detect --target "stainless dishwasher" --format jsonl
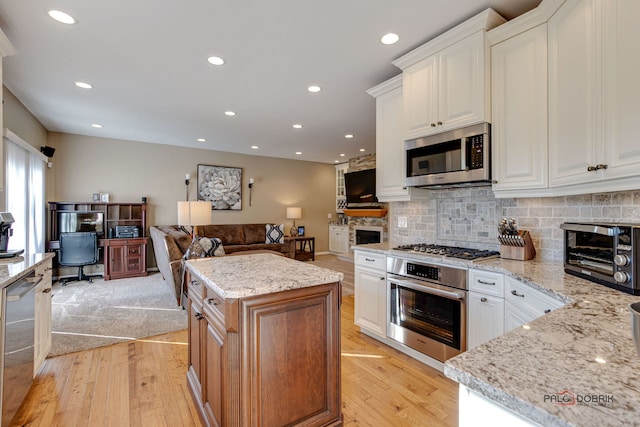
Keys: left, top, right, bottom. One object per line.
{"left": 1, "top": 271, "right": 40, "bottom": 427}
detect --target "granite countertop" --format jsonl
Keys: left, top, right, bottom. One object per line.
{"left": 353, "top": 243, "right": 640, "bottom": 427}
{"left": 0, "top": 252, "right": 55, "bottom": 289}
{"left": 185, "top": 253, "right": 344, "bottom": 299}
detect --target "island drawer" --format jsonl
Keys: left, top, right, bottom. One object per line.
{"left": 469, "top": 269, "right": 504, "bottom": 297}
{"left": 187, "top": 277, "right": 204, "bottom": 302}
{"left": 505, "top": 277, "right": 564, "bottom": 317}
{"left": 203, "top": 288, "right": 226, "bottom": 328}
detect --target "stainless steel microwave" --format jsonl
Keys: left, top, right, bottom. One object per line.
{"left": 404, "top": 122, "right": 491, "bottom": 188}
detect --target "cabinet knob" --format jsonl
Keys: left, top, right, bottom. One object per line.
{"left": 430, "top": 123, "right": 436, "bottom": 127}
{"left": 480, "top": 297, "right": 487, "bottom": 302}
{"left": 437, "top": 121, "right": 443, "bottom": 126}
{"left": 207, "top": 298, "right": 219, "bottom": 306}
{"left": 195, "top": 312, "right": 204, "bottom": 320}
{"left": 544, "top": 309, "right": 551, "bottom": 313}
{"left": 42, "top": 288, "right": 52, "bottom": 294}
{"left": 380, "top": 277, "right": 385, "bottom": 281}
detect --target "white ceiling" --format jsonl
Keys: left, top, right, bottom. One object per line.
{"left": 0, "top": 0, "right": 540, "bottom": 164}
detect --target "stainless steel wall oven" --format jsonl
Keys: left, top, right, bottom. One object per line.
{"left": 387, "top": 257, "right": 467, "bottom": 362}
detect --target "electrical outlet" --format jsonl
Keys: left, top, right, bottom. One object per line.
{"left": 327, "top": 213, "right": 332, "bottom": 219}
{"left": 398, "top": 216, "right": 408, "bottom": 228}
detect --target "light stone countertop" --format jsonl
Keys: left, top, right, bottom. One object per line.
{"left": 184, "top": 253, "right": 344, "bottom": 299}
{"left": 353, "top": 243, "right": 640, "bottom": 427}
{"left": 0, "top": 252, "right": 54, "bottom": 289}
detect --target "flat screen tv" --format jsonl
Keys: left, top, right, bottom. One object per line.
{"left": 58, "top": 212, "right": 104, "bottom": 237}
{"left": 344, "top": 169, "right": 378, "bottom": 205}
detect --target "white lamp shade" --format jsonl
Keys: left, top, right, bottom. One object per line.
{"left": 286, "top": 207, "right": 302, "bottom": 220}
{"left": 177, "top": 201, "right": 211, "bottom": 226}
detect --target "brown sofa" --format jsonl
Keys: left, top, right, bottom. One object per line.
{"left": 150, "top": 224, "right": 295, "bottom": 304}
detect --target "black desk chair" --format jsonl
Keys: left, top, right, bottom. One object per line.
{"left": 58, "top": 232, "right": 99, "bottom": 285}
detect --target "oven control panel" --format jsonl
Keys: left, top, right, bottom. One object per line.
{"left": 406, "top": 263, "right": 439, "bottom": 281}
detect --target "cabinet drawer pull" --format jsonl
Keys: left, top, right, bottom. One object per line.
{"left": 42, "top": 288, "right": 52, "bottom": 294}
{"left": 364, "top": 258, "right": 375, "bottom": 262}
{"left": 587, "top": 165, "right": 598, "bottom": 172}
{"left": 511, "top": 290, "right": 525, "bottom": 298}
{"left": 195, "top": 312, "right": 204, "bottom": 320}
{"left": 478, "top": 280, "right": 496, "bottom": 286}
{"left": 596, "top": 163, "right": 608, "bottom": 170}
{"left": 480, "top": 297, "right": 487, "bottom": 302}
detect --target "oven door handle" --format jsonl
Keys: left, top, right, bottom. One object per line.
{"left": 560, "top": 223, "right": 620, "bottom": 236}
{"left": 388, "top": 275, "right": 465, "bottom": 301}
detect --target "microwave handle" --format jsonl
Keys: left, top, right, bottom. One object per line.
{"left": 560, "top": 223, "right": 620, "bottom": 236}
{"left": 460, "top": 138, "right": 467, "bottom": 171}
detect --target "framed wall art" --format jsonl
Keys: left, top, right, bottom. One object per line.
{"left": 197, "top": 164, "right": 242, "bottom": 210}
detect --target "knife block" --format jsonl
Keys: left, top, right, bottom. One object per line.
{"left": 499, "top": 230, "right": 536, "bottom": 261}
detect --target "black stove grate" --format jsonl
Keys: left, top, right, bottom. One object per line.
{"left": 393, "top": 244, "right": 500, "bottom": 260}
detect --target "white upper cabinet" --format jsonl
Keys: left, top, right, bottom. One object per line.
{"left": 393, "top": 9, "right": 505, "bottom": 141}
{"left": 549, "top": 0, "right": 640, "bottom": 190}
{"left": 335, "top": 163, "right": 348, "bottom": 212}
{"left": 491, "top": 24, "right": 549, "bottom": 192}
{"left": 548, "top": 0, "right": 600, "bottom": 187}
{"left": 490, "top": 0, "right": 640, "bottom": 197}
{"left": 367, "top": 75, "right": 428, "bottom": 202}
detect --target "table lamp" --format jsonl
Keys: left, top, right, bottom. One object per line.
{"left": 177, "top": 201, "right": 212, "bottom": 258}
{"left": 286, "top": 207, "right": 302, "bottom": 237}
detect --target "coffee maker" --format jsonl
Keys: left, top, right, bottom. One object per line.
{"left": 0, "top": 212, "right": 24, "bottom": 257}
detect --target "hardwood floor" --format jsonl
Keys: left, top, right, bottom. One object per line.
{"left": 13, "top": 256, "right": 458, "bottom": 427}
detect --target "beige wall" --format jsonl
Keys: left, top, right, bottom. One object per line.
{"left": 47, "top": 132, "right": 336, "bottom": 254}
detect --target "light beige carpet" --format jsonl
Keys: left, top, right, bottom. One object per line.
{"left": 49, "top": 272, "right": 187, "bottom": 357}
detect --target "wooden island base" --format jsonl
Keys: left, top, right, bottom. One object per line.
{"left": 185, "top": 258, "right": 342, "bottom": 427}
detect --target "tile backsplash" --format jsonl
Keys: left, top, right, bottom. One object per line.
{"left": 389, "top": 188, "right": 640, "bottom": 261}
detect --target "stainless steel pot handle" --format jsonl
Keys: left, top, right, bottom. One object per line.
{"left": 388, "top": 275, "right": 465, "bottom": 301}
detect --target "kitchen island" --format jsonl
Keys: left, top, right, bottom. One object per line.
{"left": 353, "top": 243, "right": 640, "bottom": 427}
{"left": 184, "top": 253, "right": 343, "bottom": 427}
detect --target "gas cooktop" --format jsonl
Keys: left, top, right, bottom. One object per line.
{"left": 392, "top": 244, "right": 500, "bottom": 261}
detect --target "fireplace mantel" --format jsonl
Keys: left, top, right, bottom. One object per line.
{"left": 343, "top": 209, "right": 387, "bottom": 218}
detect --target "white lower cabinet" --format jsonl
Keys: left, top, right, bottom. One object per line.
{"left": 459, "top": 385, "right": 537, "bottom": 427}
{"left": 468, "top": 270, "right": 564, "bottom": 347}
{"left": 353, "top": 251, "right": 387, "bottom": 338}
{"left": 34, "top": 259, "right": 53, "bottom": 376}
{"left": 504, "top": 276, "right": 564, "bottom": 332}
{"left": 468, "top": 269, "right": 504, "bottom": 349}
{"left": 328, "top": 225, "right": 349, "bottom": 254}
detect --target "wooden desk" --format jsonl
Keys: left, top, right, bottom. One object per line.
{"left": 290, "top": 236, "right": 315, "bottom": 261}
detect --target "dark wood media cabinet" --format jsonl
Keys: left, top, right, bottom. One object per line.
{"left": 47, "top": 202, "right": 148, "bottom": 280}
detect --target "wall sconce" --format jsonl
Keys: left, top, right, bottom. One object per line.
{"left": 248, "top": 178, "right": 254, "bottom": 206}
{"left": 185, "top": 173, "right": 190, "bottom": 201}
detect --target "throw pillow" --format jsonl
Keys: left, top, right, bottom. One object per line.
{"left": 265, "top": 224, "right": 285, "bottom": 244}
{"left": 199, "top": 237, "right": 225, "bottom": 257}
{"left": 183, "top": 236, "right": 225, "bottom": 259}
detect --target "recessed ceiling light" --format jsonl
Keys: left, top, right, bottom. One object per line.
{"left": 224, "top": 111, "right": 236, "bottom": 116}
{"left": 345, "top": 134, "right": 354, "bottom": 139}
{"left": 197, "top": 138, "right": 206, "bottom": 142}
{"left": 251, "top": 145, "right": 259, "bottom": 149}
{"left": 339, "top": 153, "right": 345, "bottom": 157}
{"left": 359, "top": 148, "right": 365, "bottom": 152}
{"left": 207, "top": 56, "right": 225, "bottom": 66}
{"left": 381, "top": 33, "right": 399, "bottom": 45}
{"left": 91, "top": 123, "right": 102, "bottom": 128}
{"left": 307, "top": 85, "right": 321, "bottom": 93}
{"left": 295, "top": 151, "right": 302, "bottom": 155}
{"left": 75, "top": 81, "right": 92, "bottom": 89}
{"left": 293, "top": 124, "right": 303, "bottom": 129}
{"left": 48, "top": 10, "right": 76, "bottom": 25}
